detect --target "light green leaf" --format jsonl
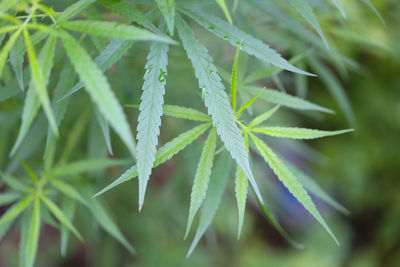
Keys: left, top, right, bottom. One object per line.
{"left": 25, "top": 198, "right": 41, "bottom": 267}
{"left": 80, "top": 185, "right": 135, "bottom": 254}
{"left": 57, "top": 0, "right": 96, "bottom": 23}
{"left": 215, "top": 0, "right": 233, "bottom": 25}
{"left": 16, "top": 156, "right": 39, "bottom": 182}
{"left": 250, "top": 133, "right": 339, "bottom": 245}
{"left": 187, "top": 152, "right": 232, "bottom": 257}
{"left": 51, "top": 158, "right": 127, "bottom": 177}
{"left": 0, "top": 172, "right": 31, "bottom": 192}
{"left": 61, "top": 20, "right": 175, "bottom": 44}
{"left": 233, "top": 0, "right": 239, "bottom": 12}
{"left": 0, "top": 195, "right": 33, "bottom": 227}
{"left": 359, "top": 0, "right": 385, "bottom": 25}
{"left": 61, "top": 32, "right": 136, "bottom": 158}
{"left": 23, "top": 30, "right": 58, "bottom": 135}
{"left": 0, "top": 192, "right": 21, "bottom": 206}
{"left": 19, "top": 208, "right": 30, "bottom": 267}
{"left": 0, "top": 29, "right": 21, "bottom": 77}
{"left": 137, "top": 40, "right": 169, "bottom": 210}
{"left": 176, "top": 15, "right": 264, "bottom": 204}
{"left": 331, "top": 0, "right": 346, "bottom": 18}
{"left": 249, "top": 105, "right": 279, "bottom": 128}
{"left": 9, "top": 34, "right": 25, "bottom": 91}
{"left": 289, "top": 0, "right": 328, "bottom": 47}
{"left": 94, "top": 107, "right": 113, "bottom": 155}
{"left": 41, "top": 195, "right": 82, "bottom": 241}
{"left": 163, "top": 105, "right": 211, "bottom": 122}
{"left": 231, "top": 46, "right": 240, "bottom": 111}
{"left": 180, "top": 9, "right": 312, "bottom": 76}
{"left": 243, "top": 86, "right": 333, "bottom": 113}
{"left": 50, "top": 180, "right": 87, "bottom": 206}
{"left": 95, "top": 123, "right": 211, "bottom": 197}
{"left": 0, "top": 0, "right": 19, "bottom": 13}
{"left": 252, "top": 127, "right": 353, "bottom": 139}
{"left": 286, "top": 162, "right": 349, "bottom": 215}
{"left": 60, "top": 197, "right": 75, "bottom": 257}
{"left": 236, "top": 91, "right": 261, "bottom": 115}
{"left": 98, "top": 0, "right": 161, "bottom": 33}
{"left": 235, "top": 164, "right": 247, "bottom": 238}
{"left": 185, "top": 128, "right": 217, "bottom": 238}
{"left": 155, "top": 0, "right": 176, "bottom": 35}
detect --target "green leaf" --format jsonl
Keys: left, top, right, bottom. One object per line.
{"left": 185, "top": 128, "right": 217, "bottom": 238}
{"left": 94, "top": 107, "right": 113, "bottom": 155}
{"left": 308, "top": 57, "right": 356, "bottom": 126}
{"left": 215, "top": 0, "right": 233, "bottom": 25}
{"left": 252, "top": 127, "right": 353, "bottom": 139}
{"left": 9, "top": 34, "right": 25, "bottom": 91}
{"left": 155, "top": 0, "right": 176, "bottom": 35}
{"left": 25, "top": 198, "right": 41, "bottom": 267}
{"left": 137, "top": 40, "right": 169, "bottom": 210}
{"left": 250, "top": 133, "right": 339, "bottom": 245}
{"left": 0, "top": 172, "right": 31, "bottom": 192}
{"left": 231, "top": 46, "right": 240, "bottom": 111}
{"left": 180, "top": 9, "right": 312, "bottom": 76}
{"left": 0, "top": 29, "right": 21, "bottom": 77}
{"left": 50, "top": 180, "right": 87, "bottom": 206}
{"left": 23, "top": 30, "right": 58, "bottom": 135}
{"left": 331, "top": 0, "right": 346, "bottom": 18}
{"left": 187, "top": 152, "right": 232, "bottom": 257}
{"left": 51, "top": 158, "right": 127, "bottom": 177}
{"left": 57, "top": 0, "right": 96, "bottom": 23}
{"left": 61, "top": 20, "right": 175, "bottom": 44}
{"left": 95, "top": 123, "right": 211, "bottom": 197}
{"left": 41, "top": 195, "right": 82, "bottom": 241}
{"left": 19, "top": 208, "right": 30, "bottom": 267}
{"left": 16, "top": 156, "right": 39, "bottom": 182}
{"left": 249, "top": 105, "right": 279, "bottom": 128}
{"left": 235, "top": 164, "right": 247, "bottom": 238}
{"left": 0, "top": 0, "right": 19, "bottom": 13}
{"left": 236, "top": 91, "right": 261, "bottom": 115}
{"left": 359, "top": 0, "right": 385, "bottom": 25}
{"left": 163, "top": 105, "right": 211, "bottom": 122}
{"left": 61, "top": 32, "right": 137, "bottom": 158}
{"left": 58, "top": 38, "right": 134, "bottom": 101}
{"left": 0, "top": 192, "right": 21, "bottom": 206}
{"left": 0, "top": 195, "right": 33, "bottom": 227}
{"left": 286, "top": 162, "right": 350, "bottom": 215}
{"left": 243, "top": 86, "right": 333, "bottom": 113}
{"left": 289, "top": 0, "right": 328, "bottom": 47}
{"left": 98, "top": 0, "right": 161, "bottom": 33}
{"left": 60, "top": 197, "right": 75, "bottom": 257}
{"left": 80, "top": 185, "right": 135, "bottom": 254}
{"left": 176, "top": 15, "right": 264, "bottom": 204}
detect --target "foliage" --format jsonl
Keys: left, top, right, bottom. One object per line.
{"left": 0, "top": 0, "right": 390, "bottom": 266}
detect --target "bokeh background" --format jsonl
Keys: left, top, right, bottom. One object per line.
{"left": 1, "top": 0, "right": 399, "bottom": 266}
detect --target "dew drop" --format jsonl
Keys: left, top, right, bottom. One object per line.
{"left": 208, "top": 25, "right": 215, "bottom": 31}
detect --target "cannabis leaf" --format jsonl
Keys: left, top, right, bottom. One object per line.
{"left": 155, "top": 0, "right": 176, "bottom": 35}
{"left": 252, "top": 127, "right": 353, "bottom": 139}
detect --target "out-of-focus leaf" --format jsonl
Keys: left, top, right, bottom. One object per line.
{"left": 51, "top": 159, "right": 127, "bottom": 177}
{"left": 25, "top": 198, "right": 41, "bottom": 267}
{"left": 249, "top": 105, "right": 280, "bottom": 128}
{"left": 163, "top": 105, "right": 211, "bottom": 122}
{"left": 0, "top": 195, "right": 33, "bottom": 227}
{"left": 215, "top": 0, "right": 233, "bottom": 25}
{"left": 60, "top": 197, "right": 76, "bottom": 257}
{"left": 252, "top": 127, "right": 353, "bottom": 139}
{"left": 155, "top": 0, "right": 176, "bottom": 35}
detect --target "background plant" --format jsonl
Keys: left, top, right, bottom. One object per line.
{"left": 0, "top": 0, "right": 398, "bottom": 266}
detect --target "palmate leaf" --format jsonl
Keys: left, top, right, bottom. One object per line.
{"left": 137, "top": 39, "right": 169, "bottom": 210}
{"left": 61, "top": 32, "right": 137, "bottom": 158}
{"left": 98, "top": 0, "right": 162, "bottom": 34}
{"left": 215, "top": 0, "right": 233, "bottom": 25}
{"left": 249, "top": 133, "right": 339, "bottom": 245}
{"left": 180, "top": 9, "right": 312, "bottom": 76}
{"left": 187, "top": 152, "right": 232, "bottom": 257}
{"left": 252, "top": 127, "right": 353, "bottom": 139}
{"left": 25, "top": 198, "right": 41, "bottom": 267}
{"left": 80, "top": 185, "right": 135, "bottom": 254}
{"left": 176, "top": 15, "right": 264, "bottom": 203}
{"left": 163, "top": 105, "right": 211, "bottom": 122}
{"left": 155, "top": 0, "right": 176, "bottom": 35}
{"left": 243, "top": 86, "right": 333, "bottom": 114}
{"left": 289, "top": 0, "right": 328, "bottom": 47}
{"left": 95, "top": 123, "right": 211, "bottom": 197}
{"left": 249, "top": 105, "right": 280, "bottom": 128}
{"left": 61, "top": 20, "right": 175, "bottom": 44}
{"left": 23, "top": 30, "right": 58, "bottom": 135}
{"left": 41, "top": 195, "right": 82, "bottom": 241}
{"left": 185, "top": 128, "right": 217, "bottom": 238}
{"left": 11, "top": 34, "right": 58, "bottom": 156}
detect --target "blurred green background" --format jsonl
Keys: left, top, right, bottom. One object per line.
{"left": 1, "top": 0, "right": 400, "bottom": 266}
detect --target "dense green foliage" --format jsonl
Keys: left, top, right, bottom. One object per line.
{"left": 0, "top": 0, "right": 397, "bottom": 266}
